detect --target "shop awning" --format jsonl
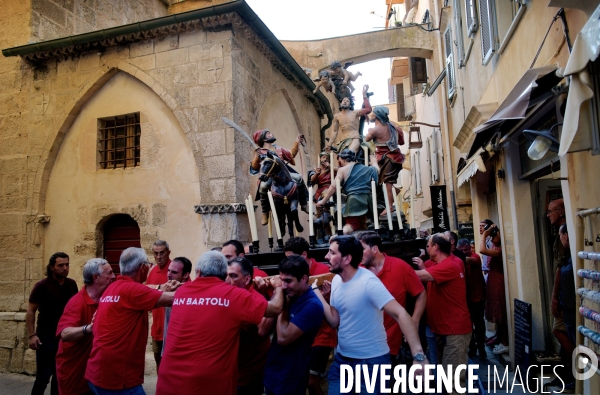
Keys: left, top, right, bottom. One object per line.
{"left": 419, "top": 217, "right": 434, "bottom": 231}
{"left": 467, "top": 65, "right": 563, "bottom": 158}
{"left": 457, "top": 148, "right": 487, "bottom": 188}
{"left": 559, "top": 4, "right": 600, "bottom": 156}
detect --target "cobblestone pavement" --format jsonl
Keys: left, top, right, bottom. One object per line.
{"left": 0, "top": 373, "right": 158, "bottom": 395}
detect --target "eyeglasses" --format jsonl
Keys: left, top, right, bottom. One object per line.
{"left": 546, "top": 209, "right": 561, "bottom": 215}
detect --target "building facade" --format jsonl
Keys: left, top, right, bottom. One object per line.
{"left": 0, "top": 0, "right": 329, "bottom": 373}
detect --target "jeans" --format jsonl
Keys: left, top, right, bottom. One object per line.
{"left": 88, "top": 382, "right": 146, "bottom": 395}
{"left": 31, "top": 335, "right": 58, "bottom": 395}
{"left": 328, "top": 352, "right": 390, "bottom": 395}
{"left": 425, "top": 326, "right": 438, "bottom": 365}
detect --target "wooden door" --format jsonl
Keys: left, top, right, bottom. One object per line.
{"left": 103, "top": 214, "right": 141, "bottom": 274}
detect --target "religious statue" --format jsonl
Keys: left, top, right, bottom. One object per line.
{"left": 313, "top": 70, "right": 335, "bottom": 94}
{"left": 309, "top": 152, "right": 332, "bottom": 202}
{"left": 328, "top": 84, "right": 372, "bottom": 154}
{"left": 329, "top": 60, "right": 362, "bottom": 93}
{"left": 365, "top": 106, "right": 405, "bottom": 217}
{"left": 317, "top": 149, "right": 378, "bottom": 234}
{"left": 250, "top": 130, "right": 309, "bottom": 225}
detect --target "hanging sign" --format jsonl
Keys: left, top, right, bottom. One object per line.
{"left": 430, "top": 185, "right": 450, "bottom": 233}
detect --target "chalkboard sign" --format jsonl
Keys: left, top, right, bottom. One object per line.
{"left": 514, "top": 299, "right": 532, "bottom": 371}
{"left": 458, "top": 223, "right": 474, "bottom": 241}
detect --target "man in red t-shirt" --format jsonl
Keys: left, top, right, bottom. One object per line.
{"left": 416, "top": 233, "right": 472, "bottom": 383}
{"left": 157, "top": 251, "right": 284, "bottom": 395}
{"left": 284, "top": 237, "right": 335, "bottom": 395}
{"left": 222, "top": 239, "right": 269, "bottom": 278}
{"left": 357, "top": 231, "right": 426, "bottom": 358}
{"left": 457, "top": 238, "right": 487, "bottom": 359}
{"left": 226, "top": 256, "right": 272, "bottom": 395}
{"left": 55, "top": 258, "right": 115, "bottom": 395}
{"left": 145, "top": 240, "right": 171, "bottom": 371}
{"left": 85, "top": 247, "right": 179, "bottom": 394}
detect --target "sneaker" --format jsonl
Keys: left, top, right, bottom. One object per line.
{"left": 492, "top": 344, "right": 509, "bottom": 355}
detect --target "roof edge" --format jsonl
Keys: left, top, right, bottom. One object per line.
{"left": 2, "top": 0, "right": 331, "bottom": 126}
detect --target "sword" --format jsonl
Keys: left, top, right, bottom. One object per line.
{"left": 221, "top": 116, "right": 259, "bottom": 150}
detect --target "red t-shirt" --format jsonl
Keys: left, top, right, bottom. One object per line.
{"left": 376, "top": 254, "right": 424, "bottom": 355}
{"left": 85, "top": 276, "right": 162, "bottom": 390}
{"left": 156, "top": 277, "right": 268, "bottom": 395}
{"left": 309, "top": 258, "right": 337, "bottom": 348}
{"left": 238, "top": 287, "right": 271, "bottom": 386}
{"left": 465, "top": 253, "right": 486, "bottom": 303}
{"left": 55, "top": 287, "right": 97, "bottom": 395}
{"left": 425, "top": 256, "right": 472, "bottom": 335}
{"left": 147, "top": 262, "right": 169, "bottom": 341}
{"left": 254, "top": 267, "right": 269, "bottom": 278}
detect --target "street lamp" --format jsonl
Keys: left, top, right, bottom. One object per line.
{"left": 523, "top": 124, "right": 561, "bottom": 160}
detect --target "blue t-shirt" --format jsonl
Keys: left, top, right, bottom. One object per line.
{"left": 264, "top": 287, "right": 324, "bottom": 395}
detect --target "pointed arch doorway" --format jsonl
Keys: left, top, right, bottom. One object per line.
{"left": 103, "top": 214, "right": 141, "bottom": 274}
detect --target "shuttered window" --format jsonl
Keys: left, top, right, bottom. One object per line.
{"left": 413, "top": 151, "right": 422, "bottom": 195}
{"left": 444, "top": 26, "right": 456, "bottom": 99}
{"left": 465, "top": 0, "right": 478, "bottom": 37}
{"left": 479, "top": 0, "right": 497, "bottom": 65}
{"left": 453, "top": 0, "right": 465, "bottom": 68}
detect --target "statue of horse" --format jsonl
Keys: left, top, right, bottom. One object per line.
{"left": 258, "top": 152, "right": 304, "bottom": 237}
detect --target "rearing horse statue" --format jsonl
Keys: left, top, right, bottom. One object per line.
{"left": 258, "top": 152, "right": 304, "bottom": 237}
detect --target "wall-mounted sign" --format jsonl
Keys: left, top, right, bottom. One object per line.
{"left": 430, "top": 185, "right": 450, "bottom": 233}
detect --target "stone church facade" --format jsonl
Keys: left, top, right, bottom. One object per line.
{"left": 0, "top": 0, "right": 329, "bottom": 373}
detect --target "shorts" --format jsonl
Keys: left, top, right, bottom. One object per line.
{"left": 308, "top": 346, "right": 332, "bottom": 377}
{"left": 152, "top": 339, "right": 163, "bottom": 356}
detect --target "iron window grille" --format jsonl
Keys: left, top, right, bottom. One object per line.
{"left": 98, "top": 113, "right": 141, "bottom": 169}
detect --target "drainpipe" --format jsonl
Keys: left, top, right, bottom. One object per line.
{"left": 432, "top": 0, "right": 459, "bottom": 230}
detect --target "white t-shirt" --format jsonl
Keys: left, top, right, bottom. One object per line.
{"left": 330, "top": 267, "right": 394, "bottom": 359}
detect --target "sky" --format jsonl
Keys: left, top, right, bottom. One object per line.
{"left": 245, "top": 0, "right": 395, "bottom": 106}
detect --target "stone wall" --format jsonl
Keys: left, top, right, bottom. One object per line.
{"left": 0, "top": 14, "right": 322, "bottom": 373}
{"left": 31, "top": 0, "right": 169, "bottom": 42}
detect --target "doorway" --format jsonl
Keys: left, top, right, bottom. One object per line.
{"left": 103, "top": 214, "right": 141, "bottom": 274}
{"left": 532, "top": 179, "right": 563, "bottom": 351}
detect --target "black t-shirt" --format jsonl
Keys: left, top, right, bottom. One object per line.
{"left": 29, "top": 277, "right": 78, "bottom": 337}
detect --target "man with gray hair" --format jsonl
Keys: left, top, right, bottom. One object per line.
{"left": 146, "top": 239, "right": 172, "bottom": 371}
{"left": 55, "top": 258, "right": 115, "bottom": 395}
{"left": 157, "top": 251, "right": 284, "bottom": 395}
{"left": 85, "top": 247, "right": 180, "bottom": 394}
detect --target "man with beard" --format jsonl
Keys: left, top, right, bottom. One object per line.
{"left": 365, "top": 106, "right": 405, "bottom": 217}
{"left": 55, "top": 258, "right": 115, "bottom": 395}
{"left": 313, "top": 235, "right": 427, "bottom": 394}
{"left": 357, "top": 231, "right": 425, "bottom": 359}
{"left": 27, "top": 252, "right": 78, "bottom": 395}
{"left": 263, "top": 255, "right": 325, "bottom": 395}
{"left": 250, "top": 129, "right": 309, "bottom": 225}
{"left": 316, "top": 149, "right": 378, "bottom": 234}
{"left": 329, "top": 85, "right": 371, "bottom": 153}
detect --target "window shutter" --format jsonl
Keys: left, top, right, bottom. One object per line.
{"left": 453, "top": 0, "right": 465, "bottom": 68}
{"left": 444, "top": 26, "right": 456, "bottom": 98}
{"left": 464, "top": 0, "right": 478, "bottom": 37}
{"left": 479, "top": 0, "right": 497, "bottom": 65}
{"left": 414, "top": 151, "right": 422, "bottom": 195}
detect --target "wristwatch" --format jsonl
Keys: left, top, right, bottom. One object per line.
{"left": 413, "top": 352, "right": 426, "bottom": 362}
